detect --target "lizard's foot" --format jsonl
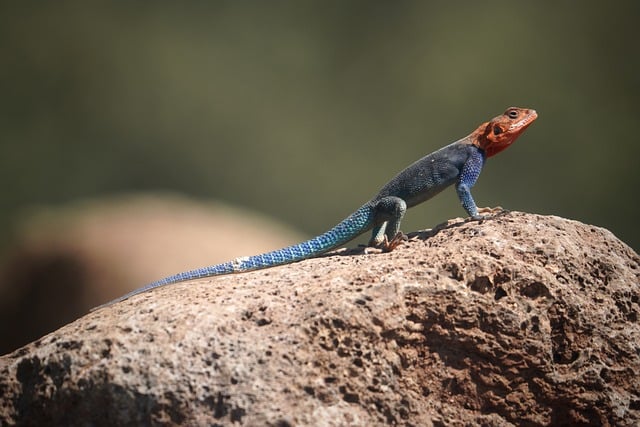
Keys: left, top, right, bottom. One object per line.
{"left": 467, "top": 206, "right": 510, "bottom": 222}
{"left": 478, "top": 206, "right": 509, "bottom": 215}
{"left": 381, "top": 232, "right": 407, "bottom": 252}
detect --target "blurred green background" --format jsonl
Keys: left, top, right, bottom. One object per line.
{"left": 1, "top": 2, "right": 638, "bottom": 252}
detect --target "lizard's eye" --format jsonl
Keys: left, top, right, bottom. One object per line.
{"left": 507, "top": 109, "right": 519, "bottom": 119}
{"left": 493, "top": 125, "right": 503, "bottom": 135}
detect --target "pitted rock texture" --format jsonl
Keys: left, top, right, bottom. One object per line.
{"left": 1, "top": 212, "right": 638, "bottom": 426}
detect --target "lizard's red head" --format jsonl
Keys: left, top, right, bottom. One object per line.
{"left": 473, "top": 107, "right": 537, "bottom": 157}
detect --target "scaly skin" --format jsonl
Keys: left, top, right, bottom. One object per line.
{"left": 93, "top": 107, "right": 537, "bottom": 310}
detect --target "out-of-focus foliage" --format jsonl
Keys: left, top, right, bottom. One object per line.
{"left": 1, "top": 2, "right": 638, "bottom": 250}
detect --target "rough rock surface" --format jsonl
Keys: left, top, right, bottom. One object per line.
{"left": 1, "top": 211, "right": 638, "bottom": 426}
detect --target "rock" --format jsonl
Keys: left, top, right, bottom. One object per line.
{"left": 1, "top": 211, "right": 638, "bottom": 426}
{"left": 0, "top": 194, "right": 304, "bottom": 354}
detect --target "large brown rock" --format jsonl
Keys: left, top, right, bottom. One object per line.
{"left": 1, "top": 212, "right": 638, "bottom": 426}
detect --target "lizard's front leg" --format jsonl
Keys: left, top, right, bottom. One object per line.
{"left": 456, "top": 149, "right": 485, "bottom": 219}
{"left": 456, "top": 181, "right": 481, "bottom": 219}
{"left": 368, "top": 196, "right": 407, "bottom": 251}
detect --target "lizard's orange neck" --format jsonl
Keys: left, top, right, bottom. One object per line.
{"left": 470, "top": 107, "right": 537, "bottom": 157}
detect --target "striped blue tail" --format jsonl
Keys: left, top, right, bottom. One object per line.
{"left": 92, "top": 204, "right": 375, "bottom": 310}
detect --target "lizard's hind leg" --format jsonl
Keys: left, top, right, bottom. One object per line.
{"left": 368, "top": 196, "right": 407, "bottom": 250}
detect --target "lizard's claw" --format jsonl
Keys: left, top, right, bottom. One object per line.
{"left": 478, "top": 206, "right": 509, "bottom": 215}
{"left": 382, "top": 232, "right": 407, "bottom": 252}
{"left": 468, "top": 206, "right": 510, "bottom": 222}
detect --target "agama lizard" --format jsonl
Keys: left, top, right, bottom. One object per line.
{"left": 93, "top": 107, "right": 537, "bottom": 310}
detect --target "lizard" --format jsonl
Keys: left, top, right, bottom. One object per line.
{"left": 92, "top": 106, "right": 537, "bottom": 311}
